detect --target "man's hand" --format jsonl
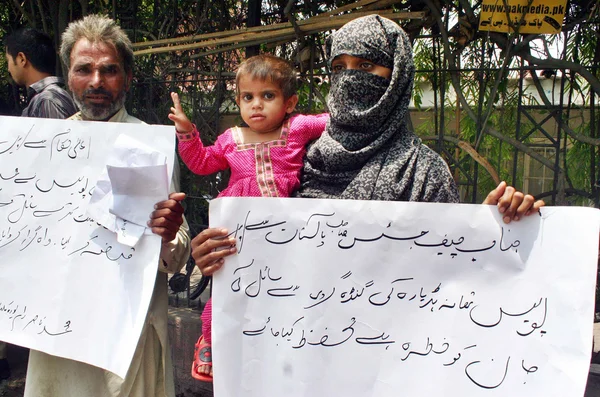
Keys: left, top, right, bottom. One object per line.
{"left": 149, "top": 192, "right": 186, "bottom": 242}
{"left": 191, "top": 228, "right": 237, "bottom": 276}
{"left": 168, "top": 92, "right": 193, "bottom": 133}
{"left": 483, "top": 181, "right": 545, "bottom": 224}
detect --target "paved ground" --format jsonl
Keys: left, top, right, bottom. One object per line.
{"left": 2, "top": 320, "right": 600, "bottom": 396}
{"left": 0, "top": 344, "right": 27, "bottom": 397}
{"left": 587, "top": 365, "right": 600, "bottom": 397}
{"left": 588, "top": 323, "right": 600, "bottom": 397}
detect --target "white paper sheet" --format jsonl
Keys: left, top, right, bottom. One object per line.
{"left": 0, "top": 115, "right": 175, "bottom": 378}
{"left": 210, "top": 197, "right": 599, "bottom": 397}
{"left": 88, "top": 135, "right": 168, "bottom": 246}
{"left": 107, "top": 164, "right": 169, "bottom": 225}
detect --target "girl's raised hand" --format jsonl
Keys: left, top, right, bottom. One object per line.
{"left": 168, "top": 92, "right": 193, "bottom": 133}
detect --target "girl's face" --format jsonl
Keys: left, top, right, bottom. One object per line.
{"left": 331, "top": 54, "right": 392, "bottom": 79}
{"left": 236, "top": 75, "right": 298, "bottom": 135}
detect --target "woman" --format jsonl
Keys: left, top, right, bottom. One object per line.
{"left": 190, "top": 15, "right": 544, "bottom": 278}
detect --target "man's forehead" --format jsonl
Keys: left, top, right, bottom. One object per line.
{"left": 70, "top": 39, "right": 123, "bottom": 66}
{"left": 70, "top": 57, "right": 122, "bottom": 68}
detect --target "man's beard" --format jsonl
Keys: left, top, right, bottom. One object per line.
{"left": 73, "top": 88, "right": 126, "bottom": 121}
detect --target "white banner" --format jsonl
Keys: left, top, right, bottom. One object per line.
{"left": 211, "top": 197, "right": 599, "bottom": 397}
{"left": 0, "top": 115, "right": 174, "bottom": 378}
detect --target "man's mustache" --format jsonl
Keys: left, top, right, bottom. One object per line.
{"left": 82, "top": 88, "right": 113, "bottom": 99}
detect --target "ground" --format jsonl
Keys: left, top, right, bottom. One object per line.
{"left": 0, "top": 344, "right": 26, "bottom": 397}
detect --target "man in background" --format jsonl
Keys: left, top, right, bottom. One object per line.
{"left": 4, "top": 27, "right": 76, "bottom": 118}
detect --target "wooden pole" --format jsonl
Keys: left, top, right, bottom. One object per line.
{"left": 133, "top": 11, "right": 425, "bottom": 56}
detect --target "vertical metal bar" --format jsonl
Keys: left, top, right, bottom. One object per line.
{"left": 471, "top": 39, "right": 486, "bottom": 203}
{"left": 592, "top": 40, "right": 599, "bottom": 207}
{"left": 432, "top": 37, "right": 440, "bottom": 154}
{"left": 592, "top": 88, "right": 598, "bottom": 207}
{"left": 246, "top": 0, "right": 262, "bottom": 57}
{"left": 308, "top": 38, "right": 315, "bottom": 112}
{"left": 553, "top": 69, "right": 567, "bottom": 204}
{"left": 512, "top": 58, "right": 524, "bottom": 190}
{"left": 438, "top": 7, "right": 449, "bottom": 155}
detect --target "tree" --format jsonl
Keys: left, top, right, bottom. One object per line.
{"left": 1, "top": 0, "right": 598, "bottom": 212}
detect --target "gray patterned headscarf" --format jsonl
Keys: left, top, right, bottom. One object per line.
{"left": 297, "top": 15, "right": 459, "bottom": 203}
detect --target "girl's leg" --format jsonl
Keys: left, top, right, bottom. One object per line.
{"left": 192, "top": 298, "right": 213, "bottom": 381}
{"left": 200, "top": 298, "right": 212, "bottom": 344}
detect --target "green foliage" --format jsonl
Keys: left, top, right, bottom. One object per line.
{"left": 0, "top": 0, "right": 598, "bottom": 214}
{"left": 296, "top": 76, "right": 329, "bottom": 113}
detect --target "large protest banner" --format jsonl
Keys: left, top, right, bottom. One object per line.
{"left": 211, "top": 197, "right": 599, "bottom": 397}
{"left": 0, "top": 115, "right": 174, "bottom": 378}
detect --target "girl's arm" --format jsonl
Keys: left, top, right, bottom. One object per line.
{"left": 293, "top": 113, "right": 330, "bottom": 143}
{"left": 169, "top": 92, "right": 229, "bottom": 175}
{"left": 178, "top": 131, "right": 230, "bottom": 175}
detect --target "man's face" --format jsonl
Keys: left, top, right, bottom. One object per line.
{"left": 68, "top": 38, "right": 131, "bottom": 120}
{"left": 5, "top": 51, "right": 25, "bottom": 86}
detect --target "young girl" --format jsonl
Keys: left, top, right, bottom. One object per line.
{"left": 168, "top": 54, "right": 328, "bottom": 381}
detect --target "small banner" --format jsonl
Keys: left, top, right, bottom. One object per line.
{"left": 0, "top": 116, "right": 175, "bottom": 378}
{"left": 479, "top": 0, "right": 567, "bottom": 34}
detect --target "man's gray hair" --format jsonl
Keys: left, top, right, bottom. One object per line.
{"left": 60, "top": 14, "right": 134, "bottom": 75}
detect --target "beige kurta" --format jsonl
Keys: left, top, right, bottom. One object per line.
{"left": 24, "top": 108, "right": 191, "bottom": 397}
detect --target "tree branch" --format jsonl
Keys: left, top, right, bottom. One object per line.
{"left": 517, "top": 50, "right": 600, "bottom": 96}
{"left": 528, "top": 67, "right": 600, "bottom": 146}
{"left": 421, "top": 135, "right": 500, "bottom": 184}
{"left": 10, "top": 0, "right": 33, "bottom": 26}
{"left": 422, "top": 0, "right": 558, "bottom": 172}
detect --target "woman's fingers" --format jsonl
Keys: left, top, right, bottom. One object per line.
{"left": 191, "top": 228, "right": 237, "bottom": 276}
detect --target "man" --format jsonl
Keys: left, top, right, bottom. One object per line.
{"left": 4, "top": 27, "right": 76, "bottom": 118}
{"left": 23, "top": 15, "right": 191, "bottom": 397}
{"left": 1, "top": 27, "right": 78, "bottom": 383}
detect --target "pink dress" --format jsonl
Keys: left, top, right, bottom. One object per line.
{"left": 179, "top": 113, "right": 329, "bottom": 347}
{"left": 178, "top": 113, "right": 329, "bottom": 198}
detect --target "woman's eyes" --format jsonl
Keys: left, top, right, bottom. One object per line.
{"left": 359, "top": 62, "right": 374, "bottom": 70}
{"left": 332, "top": 64, "right": 345, "bottom": 73}
{"left": 331, "top": 62, "right": 374, "bottom": 72}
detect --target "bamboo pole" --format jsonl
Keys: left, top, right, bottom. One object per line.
{"left": 315, "top": 0, "right": 383, "bottom": 18}
{"left": 133, "top": 11, "right": 425, "bottom": 56}
{"left": 187, "top": 34, "right": 298, "bottom": 60}
{"left": 132, "top": 0, "right": 403, "bottom": 49}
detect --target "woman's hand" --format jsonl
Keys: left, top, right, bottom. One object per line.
{"left": 191, "top": 228, "right": 237, "bottom": 276}
{"left": 483, "top": 181, "right": 545, "bottom": 223}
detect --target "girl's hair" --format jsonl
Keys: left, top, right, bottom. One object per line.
{"left": 236, "top": 54, "right": 297, "bottom": 99}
